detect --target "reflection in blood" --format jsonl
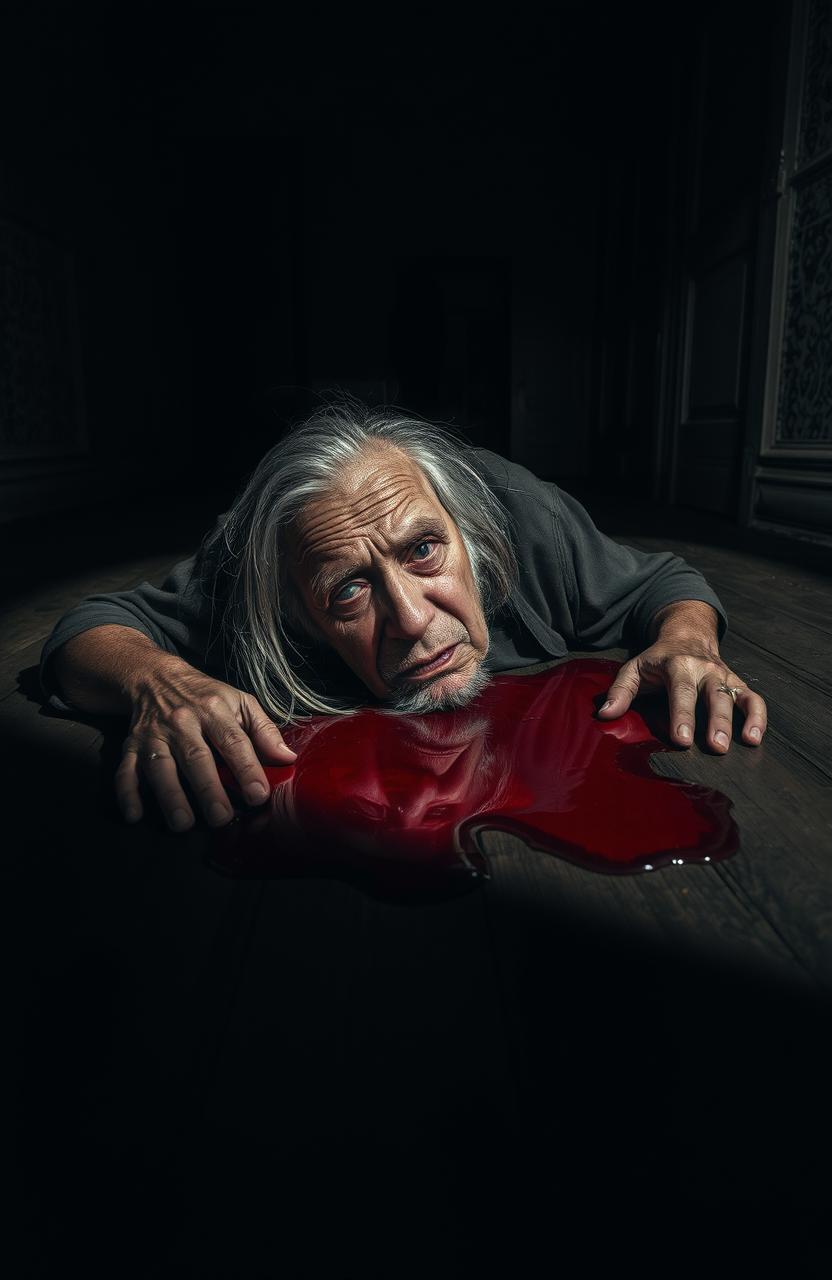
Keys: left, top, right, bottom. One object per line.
{"left": 210, "top": 659, "right": 738, "bottom": 898}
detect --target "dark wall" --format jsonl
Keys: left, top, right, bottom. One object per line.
{"left": 0, "top": 3, "right": 779, "bottom": 520}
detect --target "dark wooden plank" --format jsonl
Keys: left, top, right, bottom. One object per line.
{"left": 0, "top": 551, "right": 190, "bottom": 693}
{"left": 207, "top": 873, "right": 516, "bottom": 1143}
{"left": 481, "top": 831, "right": 809, "bottom": 985}
{"left": 479, "top": 840, "right": 831, "bottom": 1207}
{"left": 152, "top": 851, "right": 521, "bottom": 1276}
{"left": 717, "top": 583, "right": 832, "bottom": 682}
{"left": 9, "top": 534, "right": 832, "bottom": 1270}
{"left": 584, "top": 532, "right": 832, "bottom": 784}
{"left": 711, "top": 574, "right": 832, "bottom": 640}
{"left": 5, "top": 668, "right": 277, "bottom": 1274}
{"left": 721, "top": 632, "right": 832, "bottom": 782}
{"left": 622, "top": 531, "right": 832, "bottom": 633}
{"left": 646, "top": 741, "right": 832, "bottom": 986}
{"left": 474, "top": 642, "right": 832, "bottom": 988}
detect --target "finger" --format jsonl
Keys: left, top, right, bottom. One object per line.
{"left": 241, "top": 698, "right": 297, "bottom": 764}
{"left": 704, "top": 677, "right": 737, "bottom": 753}
{"left": 169, "top": 731, "right": 238, "bottom": 828}
{"left": 736, "top": 686, "right": 768, "bottom": 747}
{"left": 141, "top": 750, "right": 196, "bottom": 833}
{"left": 206, "top": 713, "right": 274, "bottom": 807}
{"left": 114, "top": 744, "right": 144, "bottom": 824}
{"left": 666, "top": 669, "right": 699, "bottom": 748}
{"left": 597, "top": 659, "right": 641, "bottom": 718}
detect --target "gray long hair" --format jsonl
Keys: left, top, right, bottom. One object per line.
{"left": 202, "top": 401, "right": 519, "bottom": 724}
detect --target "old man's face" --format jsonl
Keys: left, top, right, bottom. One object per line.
{"left": 287, "top": 447, "right": 491, "bottom": 711}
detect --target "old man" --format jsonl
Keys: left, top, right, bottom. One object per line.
{"left": 41, "top": 404, "right": 767, "bottom": 833}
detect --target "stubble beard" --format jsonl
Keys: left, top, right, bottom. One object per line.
{"left": 380, "top": 644, "right": 492, "bottom": 716}
{"left": 377, "top": 558, "right": 494, "bottom": 715}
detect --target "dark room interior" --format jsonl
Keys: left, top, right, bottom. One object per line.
{"left": 3, "top": 2, "right": 832, "bottom": 1276}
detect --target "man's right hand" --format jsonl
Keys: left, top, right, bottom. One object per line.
{"left": 116, "top": 665, "right": 297, "bottom": 831}
{"left": 52, "top": 626, "right": 297, "bottom": 832}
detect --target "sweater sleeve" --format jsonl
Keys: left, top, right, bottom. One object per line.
{"left": 39, "top": 521, "right": 228, "bottom": 708}
{"left": 551, "top": 485, "right": 728, "bottom": 649}
{"left": 471, "top": 448, "right": 728, "bottom": 652}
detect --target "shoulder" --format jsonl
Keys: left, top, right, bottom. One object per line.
{"left": 470, "top": 447, "right": 558, "bottom": 495}
{"left": 468, "top": 447, "right": 561, "bottom": 523}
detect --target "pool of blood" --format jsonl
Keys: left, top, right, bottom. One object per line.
{"left": 209, "top": 658, "right": 738, "bottom": 898}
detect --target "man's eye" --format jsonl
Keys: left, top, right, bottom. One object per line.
{"left": 412, "top": 540, "right": 436, "bottom": 561}
{"left": 333, "top": 582, "right": 363, "bottom": 603}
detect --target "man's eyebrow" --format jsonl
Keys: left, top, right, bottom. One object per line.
{"left": 309, "top": 517, "right": 448, "bottom": 601}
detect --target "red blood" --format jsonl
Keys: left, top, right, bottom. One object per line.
{"left": 210, "top": 658, "right": 738, "bottom": 898}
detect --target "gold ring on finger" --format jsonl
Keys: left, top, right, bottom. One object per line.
{"left": 715, "top": 682, "right": 744, "bottom": 704}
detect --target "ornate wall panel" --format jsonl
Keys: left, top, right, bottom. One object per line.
{"left": 798, "top": 0, "right": 832, "bottom": 166}
{"left": 775, "top": 166, "right": 832, "bottom": 444}
{"left": 745, "top": 1, "right": 832, "bottom": 538}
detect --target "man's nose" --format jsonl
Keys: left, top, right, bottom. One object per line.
{"left": 381, "top": 573, "right": 436, "bottom": 640}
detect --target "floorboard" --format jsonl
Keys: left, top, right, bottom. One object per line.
{"left": 6, "top": 506, "right": 832, "bottom": 1277}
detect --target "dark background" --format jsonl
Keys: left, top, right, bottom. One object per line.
{"left": 1, "top": 0, "right": 795, "bottom": 535}
{"left": 5, "top": 7, "right": 832, "bottom": 1277}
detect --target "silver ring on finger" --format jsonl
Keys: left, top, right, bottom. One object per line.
{"left": 715, "top": 681, "right": 744, "bottom": 704}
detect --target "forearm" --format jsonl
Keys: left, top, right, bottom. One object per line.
{"left": 648, "top": 599, "right": 720, "bottom": 651}
{"left": 50, "top": 625, "right": 195, "bottom": 715}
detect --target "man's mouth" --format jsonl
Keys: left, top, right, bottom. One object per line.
{"left": 400, "top": 644, "right": 459, "bottom": 680}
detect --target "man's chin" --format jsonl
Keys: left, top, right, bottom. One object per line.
{"left": 381, "top": 661, "right": 491, "bottom": 716}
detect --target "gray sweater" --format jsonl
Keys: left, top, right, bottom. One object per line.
{"left": 40, "top": 448, "right": 727, "bottom": 708}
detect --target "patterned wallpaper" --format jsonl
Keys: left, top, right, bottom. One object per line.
{"left": 776, "top": 0, "right": 832, "bottom": 446}
{"left": 776, "top": 167, "right": 832, "bottom": 444}
{"left": 799, "top": 0, "right": 832, "bottom": 167}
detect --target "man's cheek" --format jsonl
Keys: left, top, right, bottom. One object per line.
{"left": 345, "top": 623, "right": 385, "bottom": 679}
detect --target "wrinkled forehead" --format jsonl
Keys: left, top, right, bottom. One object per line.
{"left": 288, "top": 447, "right": 445, "bottom": 573}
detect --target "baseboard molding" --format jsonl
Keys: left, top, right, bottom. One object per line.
{"left": 753, "top": 466, "right": 832, "bottom": 540}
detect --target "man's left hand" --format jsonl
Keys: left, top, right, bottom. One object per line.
{"left": 596, "top": 600, "right": 767, "bottom": 753}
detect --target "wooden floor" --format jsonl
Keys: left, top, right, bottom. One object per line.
{"left": 4, "top": 498, "right": 832, "bottom": 1278}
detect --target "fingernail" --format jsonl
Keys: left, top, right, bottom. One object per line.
{"left": 714, "top": 730, "right": 729, "bottom": 748}
{"left": 280, "top": 745, "right": 298, "bottom": 757}
{"left": 677, "top": 724, "right": 691, "bottom": 743}
{"left": 247, "top": 782, "right": 268, "bottom": 803}
{"left": 749, "top": 726, "right": 761, "bottom": 742}
{"left": 599, "top": 700, "right": 613, "bottom": 713}
{"left": 124, "top": 805, "right": 141, "bottom": 823}
{"left": 170, "top": 808, "right": 192, "bottom": 832}
{"left": 208, "top": 801, "right": 231, "bottom": 826}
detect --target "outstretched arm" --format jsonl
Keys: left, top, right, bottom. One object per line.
{"left": 595, "top": 599, "right": 768, "bottom": 753}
